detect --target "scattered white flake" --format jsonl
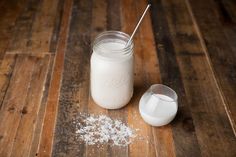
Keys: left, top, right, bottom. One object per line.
{"left": 74, "top": 113, "right": 136, "bottom": 146}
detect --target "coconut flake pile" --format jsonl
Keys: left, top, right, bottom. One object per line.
{"left": 74, "top": 114, "right": 136, "bottom": 146}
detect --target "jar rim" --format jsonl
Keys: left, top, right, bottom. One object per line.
{"left": 93, "top": 31, "right": 133, "bottom": 56}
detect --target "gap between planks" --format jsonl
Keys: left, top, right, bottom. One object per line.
{"left": 5, "top": 52, "right": 54, "bottom": 56}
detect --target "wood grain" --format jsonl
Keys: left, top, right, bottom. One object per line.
{"left": 187, "top": 0, "right": 236, "bottom": 135}
{"left": 107, "top": 0, "right": 121, "bottom": 30}
{"left": 0, "top": 0, "right": 28, "bottom": 62}
{"left": 0, "top": 54, "right": 17, "bottom": 109}
{"left": 29, "top": 54, "right": 55, "bottom": 157}
{"left": 52, "top": 0, "right": 92, "bottom": 156}
{"left": 38, "top": 0, "right": 73, "bottom": 156}
{"left": 150, "top": 0, "right": 201, "bottom": 156}
{"left": 49, "top": 0, "right": 65, "bottom": 53}
{"left": 0, "top": 54, "right": 49, "bottom": 156}
{"left": 107, "top": 0, "right": 130, "bottom": 156}
{"left": 87, "top": 0, "right": 108, "bottom": 156}
{"left": 6, "top": 0, "right": 61, "bottom": 54}
{"left": 121, "top": 0, "right": 158, "bottom": 157}
{"left": 136, "top": 0, "right": 177, "bottom": 156}
{"left": 6, "top": 0, "right": 41, "bottom": 54}
{"left": 10, "top": 54, "right": 50, "bottom": 157}
{"left": 0, "top": 55, "right": 35, "bottom": 156}
{"left": 161, "top": 0, "right": 236, "bottom": 156}
{"left": 26, "top": 0, "right": 59, "bottom": 54}
{"left": 0, "top": 0, "right": 235, "bottom": 156}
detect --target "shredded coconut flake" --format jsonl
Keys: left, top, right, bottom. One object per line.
{"left": 74, "top": 113, "right": 136, "bottom": 146}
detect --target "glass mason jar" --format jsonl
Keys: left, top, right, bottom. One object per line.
{"left": 90, "top": 31, "right": 134, "bottom": 109}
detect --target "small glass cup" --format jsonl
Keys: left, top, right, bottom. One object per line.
{"left": 139, "top": 84, "right": 178, "bottom": 126}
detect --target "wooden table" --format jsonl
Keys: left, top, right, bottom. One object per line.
{"left": 0, "top": 0, "right": 236, "bottom": 156}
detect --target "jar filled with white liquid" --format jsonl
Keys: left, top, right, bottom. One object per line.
{"left": 90, "top": 31, "right": 134, "bottom": 109}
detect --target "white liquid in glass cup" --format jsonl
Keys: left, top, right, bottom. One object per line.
{"left": 139, "top": 84, "right": 178, "bottom": 126}
{"left": 90, "top": 31, "right": 134, "bottom": 109}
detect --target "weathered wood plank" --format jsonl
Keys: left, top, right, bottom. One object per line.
{"left": 37, "top": 0, "right": 73, "bottom": 156}
{"left": 212, "top": 0, "right": 236, "bottom": 75}
{"left": 26, "top": 0, "right": 60, "bottom": 54}
{"left": 49, "top": 0, "right": 65, "bottom": 53}
{"left": 203, "top": 0, "right": 236, "bottom": 61}
{"left": 150, "top": 0, "right": 202, "bottom": 156}
{"left": 10, "top": 54, "right": 50, "bottom": 157}
{"left": 121, "top": 0, "right": 152, "bottom": 156}
{"left": 0, "top": 0, "right": 28, "bottom": 62}
{"left": 187, "top": 0, "right": 236, "bottom": 135}
{"left": 0, "top": 54, "right": 17, "bottom": 109}
{"left": 120, "top": 0, "right": 163, "bottom": 156}
{"left": 159, "top": 0, "right": 236, "bottom": 156}
{"left": 0, "top": 0, "right": 235, "bottom": 156}
{"left": 6, "top": 0, "right": 61, "bottom": 55}
{"left": 0, "top": 55, "right": 37, "bottom": 156}
{"left": 29, "top": 54, "right": 55, "bottom": 157}
{"left": 214, "top": 1, "right": 236, "bottom": 128}
{"left": 52, "top": 0, "right": 93, "bottom": 155}
{"left": 136, "top": 0, "right": 177, "bottom": 156}
{"left": 106, "top": 0, "right": 130, "bottom": 156}
{"left": 86, "top": 0, "right": 108, "bottom": 156}
{"left": 214, "top": 0, "right": 236, "bottom": 24}
{"left": 29, "top": 1, "right": 65, "bottom": 154}
{"left": 5, "top": 0, "right": 41, "bottom": 54}
{"left": 107, "top": 0, "right": 121, "bottom": 30}
{"left": 90, "top": 0, "right": 107, "bottom": 40}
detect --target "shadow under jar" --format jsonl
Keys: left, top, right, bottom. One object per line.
{"left": 90, "top": 31, "right": 134, "bottom": 109}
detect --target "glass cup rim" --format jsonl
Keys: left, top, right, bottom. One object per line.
{"left": 150, "top": 84, "right": 178, "bottom": 102}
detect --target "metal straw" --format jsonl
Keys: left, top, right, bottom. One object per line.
{"left": 126, "top": 4, "right": 151, "bottom": 46}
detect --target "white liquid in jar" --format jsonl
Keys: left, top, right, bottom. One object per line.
{"left": 91, "top": 40, "right": 133, "bottom": 109}
{"left": 139, "top": 93, "right": 177, "bottom": 126}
